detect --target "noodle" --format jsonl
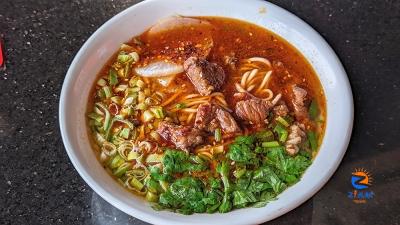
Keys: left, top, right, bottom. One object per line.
{"left": 247, "top": 68, "right": 259, "bottom": 84}
{"left": 215, "top": 96, "right": 228, "bottom": 106}
{"left": 235, "top": 83, "right": 246, "bottom": 92}
{"left": 183, "top": 93, "right": 201, "bottom": 99}
{"left": 246, "top": 84, "right": 256, "bottom": 92}
{"left": 241, "top": 71, "right": 250, "bottom": 87}
{"left": 257, "top": 70, "right": 272, "bottom": 92}
{"left": 186, "top": 112, "right": 195, "bottom": 123}
{"left": 181, "top": 108, "right": 197, "bottom": 113}
{"left": 185, "top": 100, "right": 209, "bottom": 107}
{"left": 247, "top": 57, "right": 271, "bottom": 67}
{"left": 161, "top": 90, "right": 183, "bottom": 106}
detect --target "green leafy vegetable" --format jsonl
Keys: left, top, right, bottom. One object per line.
{"left": 227, "top": 135, "right": 257, "bottom": 164}
{"left": 309, "top": 99, "right": 319, "bottom": 120}
{"left": 162, "top": 149, "right": 207, "bottom": 174}
{"left": 307, "top": 131, "right": 318, "bottom": 151}
{"left": 158, "top": 177, "right": 206, "bottom": 214}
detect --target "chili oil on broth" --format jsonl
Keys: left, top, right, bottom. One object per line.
{"left": 86, "top": 16, "right": 326, "bottom": 213}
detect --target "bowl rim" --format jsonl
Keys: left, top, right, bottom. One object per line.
{"left": 59, "top": 0, "right": 354, "bottom": 224}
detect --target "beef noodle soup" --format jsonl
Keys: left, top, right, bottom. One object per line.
{"left": 87, "top": 16, "right": 326, "bottom": 214}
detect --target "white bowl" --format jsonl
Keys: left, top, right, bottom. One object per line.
{"left": 59, "top": 0, "right": 353, "bottom": 224}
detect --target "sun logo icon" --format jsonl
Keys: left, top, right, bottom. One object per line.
{"left": 351, "top": 168, "right": 373, "bottom": 190}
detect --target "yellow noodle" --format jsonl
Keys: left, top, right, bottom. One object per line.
{"left": 215, "top": 96, "right": 228, "bottom": 106}
{"left": 184, "top": 96, "right": 210, "bottom": 102}
{"left": 256, "top": 89, "right": 273, "bottom": 100}
{"left": 161, "top": 90, "right": 183, "bottom": 107}
{"left": 185, "top": 100, "right": 209, "bottom": 107}
{"left": 183, "top": 93, "right": 201, "bottom": 99}
{"left": 247, "top": 76, "right": 262, "bottom": 87}
{"left": 247, "top": 57, "right": 271, "bottom": 67}
{"left": 181, "top": 108, "right": 198, "bottom": 113}
{"left": 241, "top": 71, "right": 251, "bottom": 87}
{"left": 247, "top": 84, "right": 256, "bottom": 92}
{"left": 271, "top": 93, "right": 282, "bottom": 105}
{"left": 186, "top": 112, "right": 195, "bottom": 123}
{"left": 235, "top": 83, "right": 246, "bottom": 92}
{"left": 210, "top": 92, "right": 224, "bottom": 97}
{"left": 246, "top": 69, "right": 259, "bottom": 84}
{"left": 257, "top": 71, "right": 272, "bottom": 92}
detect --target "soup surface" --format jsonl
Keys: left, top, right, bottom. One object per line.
{"left": 87, "top": 16, "right": 326, "bottom": 214}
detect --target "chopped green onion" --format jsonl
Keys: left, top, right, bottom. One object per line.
{"left": 145, "top": 154, "right": 164, "bottom": 164}
{"left": 215, "top": 128, "right": 222, "bottom": 142}
{"left": 233, "top": 166, "right": 246, "bottom": 178}
{"left": 110, "top": 96, "right": 122, "bottom": 105}
{"left": 127, "top": 87, "right": 140, "bottom": 94}
{"left": 175, "top": 103, "right": 187, "bottom": 109}
{"left": 88, "top": 112, "right": 103, "bottom": 123}
{"left": 136, "top": 79, "right": 145, "bottom": 89}
{"left": 143, "top": 110, "right": 154, "bottom": 122}
{"left": 309, "top": 100, "right": 319, "bottom": 120}
{"left": 118, "top": 54, "right": 131, "bottom": 63}
{"left": 119, "top": 128, "right": 130, "bottom": 139}
{"left": 136, "top": 102, "right": 147, "bottom": 111}
{"left": 279, "top": 130, "right": 288, "bottom": 142}
{"left": 307, "top": 131, "right": 318, "bottom": 151}
{"left": 138, "top": 91, "right": 145, "bottom": 103}
{"left": 150, "top": 106, "right": 164, "bottom": 119}
{"left": 127, "top": 151, "right": 139, "bottom": 160}
{"left": 145, "top": 191, "right": 159, "bottom": 202}
{"left": 113, "top": 163, "right": 131, "bottom": 177}
{"left": 129, "top": 77, "right": 138, "bottom": 87}
{"left": 120, "top": 43, "right": 134, "bottom": 51}
{"left": 123, "top": 96, "right": 135, "bottom": 106}
{"left": 274, "top": 124, "right": 288, "bottom": 142}
{"left": 109, "top": 154, "right": 125, "bottom": 169}
{"left": 262, "top": 141, "right": 280, "bottom": 148}
{"left": 105, "top": 117, "right": 134, "bottom": 141}
{"left": 97, "top": 78, "right": 107, "bottom": 87}
{"left": 109, "top": 69, "right": 118, "bottom": 86}
{"left": 146, "top": 179, "right": 162, "bottom": 194}
{"left": 129, "top": 177, "right": 144, "bottom": 190}
{"left": 102, "top": 86, "right": 112, "bottom": 99}
{"left": 276, "top": 116, "right": 290, "bottom": 127}
{"left": 115, "top": 84, "right": 128, "bottom": 93}
{"left": 94, "top": 132, "right": 106, "bottom": 145}
{"left": 121, "top": 107, "right": 134, "bottom": 117}
{"left": 95, "top": 103, "right": 111, "bottom": 132}
{"left": 129, "top": 52, "right": 140, "bottom": 63}
{"left": 97, "top": 89, "right": 106, "bottom": 99}
{"left": 150, "top": 131, "right": 161, "bottom": 141}
{"left": 159, "top": 180, "right": 169, "bottom": 192}
{"left": 123, "top": 64, "right": 129, "bottom": 78}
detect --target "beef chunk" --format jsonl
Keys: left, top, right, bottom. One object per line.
{"left": 215, "top": 107, "right": 241, "bottom": 134}
{"left": 292, "top": 86, "right": 308, "bottom": 120}
{"left": 235, "top": 98, "right": 273, "bottom": 125}
{"left": 184, "top": 57, "right": 226, "bottom": 96}
{"left": 285, "top": 122, "right": 306, "bottom": 155}
{"left": 235, "top": 94, "right": 282, "bottom": 125}
{"left": 273, "top": 101, "right": 289, "bottom": 117}
{"left": 233, "top": 92, "right": 255, "bottom": 103}
{"left": 195, "top": 103, "right": 241, "bottom": 134}
{"left": 157, "top": 121, "right": 204, "bottom": 150}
